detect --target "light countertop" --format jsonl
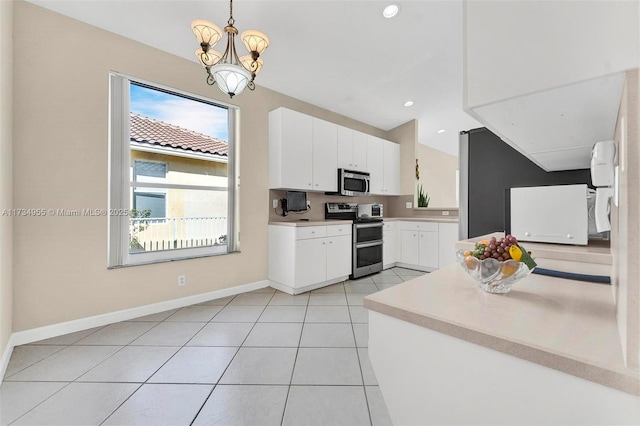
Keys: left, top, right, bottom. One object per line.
{"left": 458, "top": 232, "right": 612, "bottom": 265}
{"left": 268, "top": 219, "right": 351, "bottom": 227}
{"left": 268, "top": 217, "right": 459, "bottom": 226}
{"left": 364, "top": 264, "right": 638, "bottom": 395}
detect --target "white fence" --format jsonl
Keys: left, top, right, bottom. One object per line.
{"left": 130, "top": 216, "right": 227, "bottom": 252}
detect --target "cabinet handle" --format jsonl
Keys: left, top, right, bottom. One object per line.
{"left": 329, "top": 241, "right": 333, "bottom": 244}
{"left": 322, "top": 242, "right": 326, "bottom": 245}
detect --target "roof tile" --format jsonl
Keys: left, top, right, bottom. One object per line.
{"left": 130, "top": 113, "right": 228, "bottom": 156}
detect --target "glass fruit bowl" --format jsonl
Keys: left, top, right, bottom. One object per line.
{"left": 456, "top": 249, "right": 533, "bottom": 294}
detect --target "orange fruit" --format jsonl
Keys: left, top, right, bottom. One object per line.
{"left": 502, "top": 261, "right": 519, "bottom": 278}
{"left": 464, "top": 255, "right": 479, "bottom": 270}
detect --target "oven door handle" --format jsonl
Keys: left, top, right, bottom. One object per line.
{"left": 355, "top": 241, "right": 383, "bottom": 249}
{"left": 355, "top": 222, "right": 383, "bottom": 229}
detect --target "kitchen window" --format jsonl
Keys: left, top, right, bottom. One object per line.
{"left": 108, "top": 73, "right": 240, "bottom": 267}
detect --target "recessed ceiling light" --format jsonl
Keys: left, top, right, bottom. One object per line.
{"left": 437, "top": 129, "right": 446, "bottom": 134}
{"left": 383, "top": 4, "right": 399, "bottom": 18}
{"left": 403, "top": 101, "right": 413, "bottom": 107}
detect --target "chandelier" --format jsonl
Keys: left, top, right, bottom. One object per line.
{"left": 191, "top": 0, "right": 269, "bottom": 98}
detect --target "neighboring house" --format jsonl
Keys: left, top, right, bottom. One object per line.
{"left": 129, "top": 113, "right": 229, "bottom": 251}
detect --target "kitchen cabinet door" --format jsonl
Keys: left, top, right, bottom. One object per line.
{"left": 383, "top": 222, "right": 398, "bottom": 268}
{"left": 269, "top": 108, "right": 313, "bottom": 190}
{"left": 383, "top": 141, "right": 400, "bottom": 195}
{"left": 401, "top": 230, "right": 420, "bottom": 266}
{"left": 326, "top": 235, "right": 352, "bottom": 280}
{"left": 312, "top": 118, "right": 338, "bottom": 192}
{"left": 351, "top": 130, "right": 367, "bottom": 172}
{"left": 295, "top": 238, "right": 327, "bottom": 287}
{"left": 337, "top": 126, "right": 354, "bottom": 170}
{"left": 367, "top": 135, "right": 385, "bottom": 195}
{"left": 419, "top": 231, "right": 439, "bottom": 269}
{"left": 438, "top": 222, "right": 459, "bottom": 268}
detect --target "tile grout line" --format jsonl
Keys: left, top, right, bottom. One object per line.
{"left": 346, "top": 281, "right": 374, "bottom": 426}
{"left": 101, "top": 294, "right": 242, "bottom": 426}
{"left": 188, "top": 289, "right": 277, "bottom": 425}
{"left": 279, "top": 289, "right": 311, "bottom": 426}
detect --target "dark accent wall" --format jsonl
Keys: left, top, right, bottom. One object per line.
{"left": 466, "top": 128, "right": 592, "bottom": 238}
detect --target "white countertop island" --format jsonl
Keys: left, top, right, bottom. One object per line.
{"left": 364, "top": 262, "right": 639, "bottom": 425}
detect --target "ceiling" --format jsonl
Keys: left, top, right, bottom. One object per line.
{"left": 26, "top": 0, "right": 482, "bottom": 157}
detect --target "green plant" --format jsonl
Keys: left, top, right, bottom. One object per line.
{"left": 417, "top": 184, "right": 430, "bottom": 208}
{"left": 130, "top": 208, "right": 152, "bottom": 249}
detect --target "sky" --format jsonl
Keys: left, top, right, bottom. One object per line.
{"left": 130, "top": 84, "right": 229, "bottom": 141}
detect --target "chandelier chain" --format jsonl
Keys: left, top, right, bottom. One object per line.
{"left": 228, "top": 0, "right": 235, "bottom": 26}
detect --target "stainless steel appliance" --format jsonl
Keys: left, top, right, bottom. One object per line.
{"left": 357, "top": 203, "right": 383, "bottom": 219}
{"left": 325, "top": 202, "right": 383, "bottom": 279}
{"left": 336, "top": 169, "right": 370, "bottom": 197}
{"left": 352, "top": 218, "right": 383, "bottom": 278}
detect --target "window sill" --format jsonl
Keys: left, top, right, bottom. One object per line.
{"left": 107, "top": 249, "right": 241, "bottom": 269}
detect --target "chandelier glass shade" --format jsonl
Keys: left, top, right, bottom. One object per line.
{"left": 191, "top": 0, "right": 269, "bottom": 98}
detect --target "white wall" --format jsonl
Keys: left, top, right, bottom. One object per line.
{"left": 464, "top": 0, "right": 639, "bottom": 108}
{"left": 0, "top": 0, "right": 13, "bottom": 364}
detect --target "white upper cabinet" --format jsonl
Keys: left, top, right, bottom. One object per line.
{"left": 269, "top": 108, "right": 337, "bottom": 191}
{"left": 367, "top": 135, "right": 399, "bottom": 195}
{"left": 270, "top": 107, "right": 399, "bottom": 192}
{"left": 269, "top": 108, "right": 313, "bottom": 190}
{"left": 383, "top": 140, "right": 400, "bottom": 195}
{"left": 366, "top": 135, "right": 384, "bottom": 195}
{"left": 338, "top": 126, "right": 368, "bottom": 172}
{"left": 352, "top": 131, "right": 367, "bottom": 172}
{"left": 312, "top": 118, "right": 338, "bottom": 192}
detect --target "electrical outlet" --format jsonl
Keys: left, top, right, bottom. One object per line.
{"left": 307, "top": 200, "right": 311, "bottom": 210}
{"left": 272, "top": 199, "right": 278, "bottom": 209}
{"left": 178, "top": 275, "right": 186, "bottom": 286}
{"left": 405, "top": 202, "right": 412, "bottom": 209}
{"left": 442, "top": 211, "right": 450, "bottom": 216}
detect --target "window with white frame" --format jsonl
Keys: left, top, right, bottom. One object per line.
{"left": 133, "top": 161, "right": 167, "bottom": 218}
{"left": 108, "top": 73, "right": 239, "bottom": 267}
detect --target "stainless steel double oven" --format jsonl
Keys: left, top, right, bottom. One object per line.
{"left": 351, "top": 218, "right": 383, "bottom": 279}
{"left": 325, "top": 202, "right": 383, "bottom": 279}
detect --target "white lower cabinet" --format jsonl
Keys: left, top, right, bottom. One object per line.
{"left": 400, "top": 230, "right": 420, "bottom": 266}
{"left": 294, "top": 238, "right": 327, "bottom": 288}
{"left": 383, "top": 221, "right": 398, "bottom": 269}
{"left": 269, "top": 224, "right": 352, "bottom": 294}
{"left": 419, "top": 231, "right": 439, "bottom": 269}
{"left": 398, "top": 221, "right": 443, "bottom": 272}
{"left": 438, "top": 222, "right": 459, "bottom": 268}
{"left": 326, "top": 234, "right": 352, "bottom": 280}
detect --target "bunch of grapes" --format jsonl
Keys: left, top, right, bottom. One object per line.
{"left": 471, "top": 234, "right": 519, "bottom": 261}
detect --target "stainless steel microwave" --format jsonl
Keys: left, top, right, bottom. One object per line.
{"left": 337, "top": 169, "right": 370, "bottom": 197}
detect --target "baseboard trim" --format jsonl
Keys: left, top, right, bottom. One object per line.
{"left": 0, "top": 334, "right": 17, "bottom": 382}
{"left": 10, "top": 279, "right": 269, "bottom": 347}
{"left": 268, "top": 276, "right": 347, "bottom": 295}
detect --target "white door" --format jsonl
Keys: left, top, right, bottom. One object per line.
{"left": 438, "top": 222, "right": 459, "bottom": 268}
{"left": 351, "top": 130, "right": 367, "bottom": 172}
{"left": 280, "top": 108, "right": 313, "bottom": 190}
{"left": 383, "top": 141, "right": 400, "bottom": 195}
{"left": 401, "top": 230, "right": 419, "bottom": 265}
{"left": 312, "top": 118, "right": 338, "bottom": 192}
{"left": 326, "top": 235, "right": 352, "bottom": 280}
{"left": 383, "top": 226, "right": 397, "bottom": 268}
{"left": 295, "top": 238, "right": 326, "bottom": 288}
{"left": 419, "top": 231, "right": 439, "bottom": 269}
{"left": 367, "top": 136, "right": 384, "bottom": 195}
{"left": 337, "top": 126, "right": 353, "bottom": 170}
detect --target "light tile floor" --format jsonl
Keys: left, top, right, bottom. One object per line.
{"left": 0, "top": 267, "right": 425, "bottom": 426}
